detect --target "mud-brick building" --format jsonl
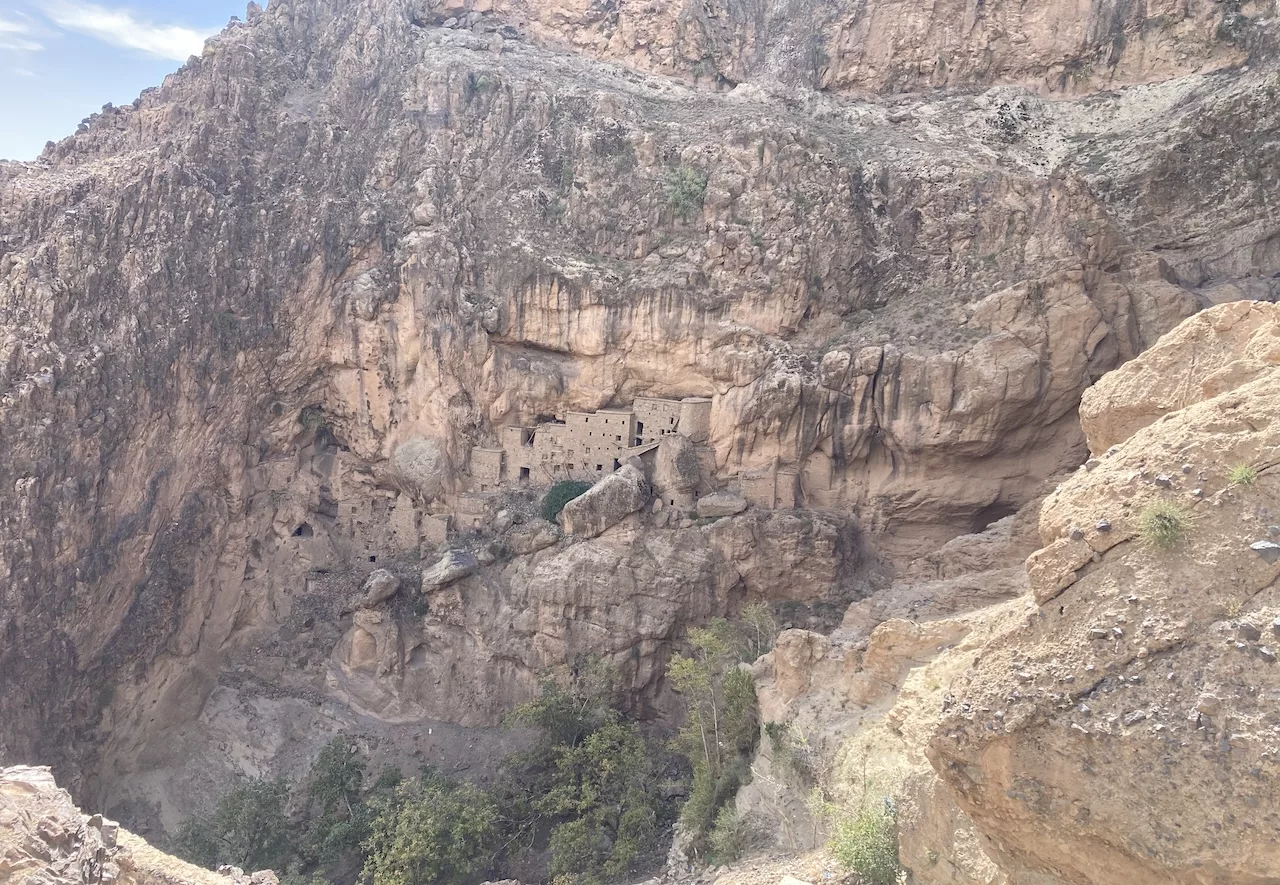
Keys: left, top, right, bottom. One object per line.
{"left": 470, "top": 397, "right": 713, "bottom": 487}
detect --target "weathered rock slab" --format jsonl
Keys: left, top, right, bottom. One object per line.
{"left": 559, "top": 465, "right": 649, "bottom": 538}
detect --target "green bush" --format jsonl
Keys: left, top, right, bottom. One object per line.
{"left": 298, "top": 405, "right": 328, "bottom": 430}
{"left": 1139, "top": 500, "right": 1189, "bottom": 550}
{"left": 298, "top": 738, "right": 401, "bottom": 868}
{"left": 665, "top": 167, "right": 708, "bottom": 221}
{"left": 830, "top": 802, "right": 901, "bottom": 885}
{"left": 506, "top": 659, "right": 669, "bottom": 883}
{"left": 543, "top": 480, "right": 592, "bottom": 522}
{"left": 175, "top": 739, "right": 406, "bottom": 881}
{"left": 362, "top": 774, "right": 500, "bottom": 885}
{"left": 765, "top": 721, "right": 818, "bottom": 784}
{"left": 1230, "top": 463, "right": 1259, "bottom": 486}
{"left": 669, "top": 618, "right": 765, "bottom": 858}
{"left": 708, "top": 806, "right": 752, "bottom": 864}
{"left": 171, "top": 778, "right": 293, "bottom": 873}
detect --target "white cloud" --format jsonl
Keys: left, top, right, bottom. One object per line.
{"left": 11, "top": 66, "right": 35, "bottom": 76}
{"left": 0, "top": 17, "right": 31, "bottom": 33}
{"left": 0, "top": 37, "right": 42, "bottom": 50}
{"left": 46, "top": 2, "right": 215, "bottom": 61}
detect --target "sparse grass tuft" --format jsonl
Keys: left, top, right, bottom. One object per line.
{"left": 1139, "top": 501, "right": 1190, "bottom": 550}
{"left": 1229, "top": 463, "right": 1259, "bottom": 486}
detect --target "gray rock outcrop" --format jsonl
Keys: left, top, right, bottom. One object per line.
{"left": 558, "top": 465, "right": 650, "bottom": 538}
{"left": 697, "top": 492, "right": 749, "bottom": 519}
{"left": 359, "top": 569, "right": 401, "bottom": 607}
{"left": 422, "top": 550, "right": 479, "bottom": 591}
{"left": 0, "top": 766, "right": 264, "bottom": 885}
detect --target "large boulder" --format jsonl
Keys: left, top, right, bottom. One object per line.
{"left": 697, "top": 491, "right": 748, "bottom": 519}
{"left": 392, "top": 438, "right": 446, "bottom": 498}
{"left": 654, "top": 434, "right": 702, "bottom": 497}
{"left": 1079, "top": 300, "right": 1280, "bottom": 454}
{"left": 422, "top": 549, "right": 478, "bottom": 590}
{"left": 507, "top": 519, "right": 561, "bottom": 556}
{"left": 358, "top": 569, "right": 400, "bottom": 607}
{"left": 930, "top": 303, "right": 1280, "bottom": 884}
{"left": 558, "top": 465, "right": 649, "bottom": 538}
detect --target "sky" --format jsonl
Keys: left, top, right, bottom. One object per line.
{"left": 0, "top": 1, "right": 244, "bottom": 160}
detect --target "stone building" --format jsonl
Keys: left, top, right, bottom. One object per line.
{"left": 470, "top": 397, "right": 713, "bottom": 487}
{"left": 739, "top": 462, "right": 801, "bottom": 510}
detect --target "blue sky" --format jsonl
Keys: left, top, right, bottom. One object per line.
{"left": 0, "top": 1, "right": 243, "bottom": 160}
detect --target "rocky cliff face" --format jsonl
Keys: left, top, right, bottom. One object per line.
{"left": 930, "top": 301, "right": 1280, "bottom": 884}
{"left": 1, "top": 0, "right": 1278, "bottom": 861}
{"left": 0, "top": 766, "right": 272, "bottom": 885}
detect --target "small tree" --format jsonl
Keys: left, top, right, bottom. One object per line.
{"left": 511, "top": 657, "right": 621, "bottom": 747}
{"left": 506, "top": 658, "right": 668, "bottom": 883}
{"left": 669, "top": 619, "right": 762, "bottom": 857}
{"left": 708, "top": 806, "right": 753, "bottom": 864}
{"left": 171, "top": 778, "right": 294, "bottom": 873}
{"left": 362, "top": 774, "right": 500, "bottom": 885}
{"left": 542, "top": 719, "right": 660, "bottom": 881}
{"left": 665, "top": 167, "right": 708, "bottom": 221}
{"left": 298, "top": 737, "right": 401, "bottom": 868}
{"left": 739, "top": 601, "right": 779, "bottom": 662}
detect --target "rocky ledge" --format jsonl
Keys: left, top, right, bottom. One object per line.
{"left": 0, "top": 766, "right": 277, "bottom": 885}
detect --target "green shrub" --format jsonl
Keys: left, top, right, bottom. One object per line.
{"left": 171, "top": 778, "right": 294, "bottom": 873}
{"left": 829, "top": 802, "right": 900, "bottom": 885}
{"left": 1230, "top": 463, "right": 1258, "bottom": 486}
{"left": 665, "top": 167, "right": 708, "bottom": 221}
{"left": 298, "top": 738, "right": 401, "bottom": 867}
{"left": 507, "top": 659, "right": 668, "bottom": 883}
{"left": 765, "top": 721, "right": 818, "bottom": 784}
{"left": 543, "top": 480, "right": 592, "bottom": 522}
{"left": 362, "top": 774, "right": 500, "bottom": 885}
{"left": 708, "top": 806, "right": 752, "bottom": 864}
{"left": 1139, "top": 501, "right": 1189, "bottom": 550}
{"left": 669, "top": 619, "right": 763, "bottom": 858}
{"left": 298, "top": 405, "right": 328, "bottom": 429}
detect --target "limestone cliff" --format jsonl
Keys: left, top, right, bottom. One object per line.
{"left": 1, "top": 0, "right": 1278, "bottom": 865}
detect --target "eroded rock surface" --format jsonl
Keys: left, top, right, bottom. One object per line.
{"left": 931, "top": 302, "right": 1280, "bottom": 884}
{"left": 0, "top": 766, "right": 269, "bottom": 885}
{"left": 742, "top": 506, "right": 1045, "bottom": 883}
{"left": 419, "top": 0, "right": 1266, "bottom": 95}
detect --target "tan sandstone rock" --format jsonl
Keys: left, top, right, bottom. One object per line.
{"left": 0, "top": 766, "right": 263, "bottom": 885}
{"left": 931, "top": 303, "right": 1280, "bottom": 884}
{"left": 558, "top": 464, "right": 650, "bottom": 537}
